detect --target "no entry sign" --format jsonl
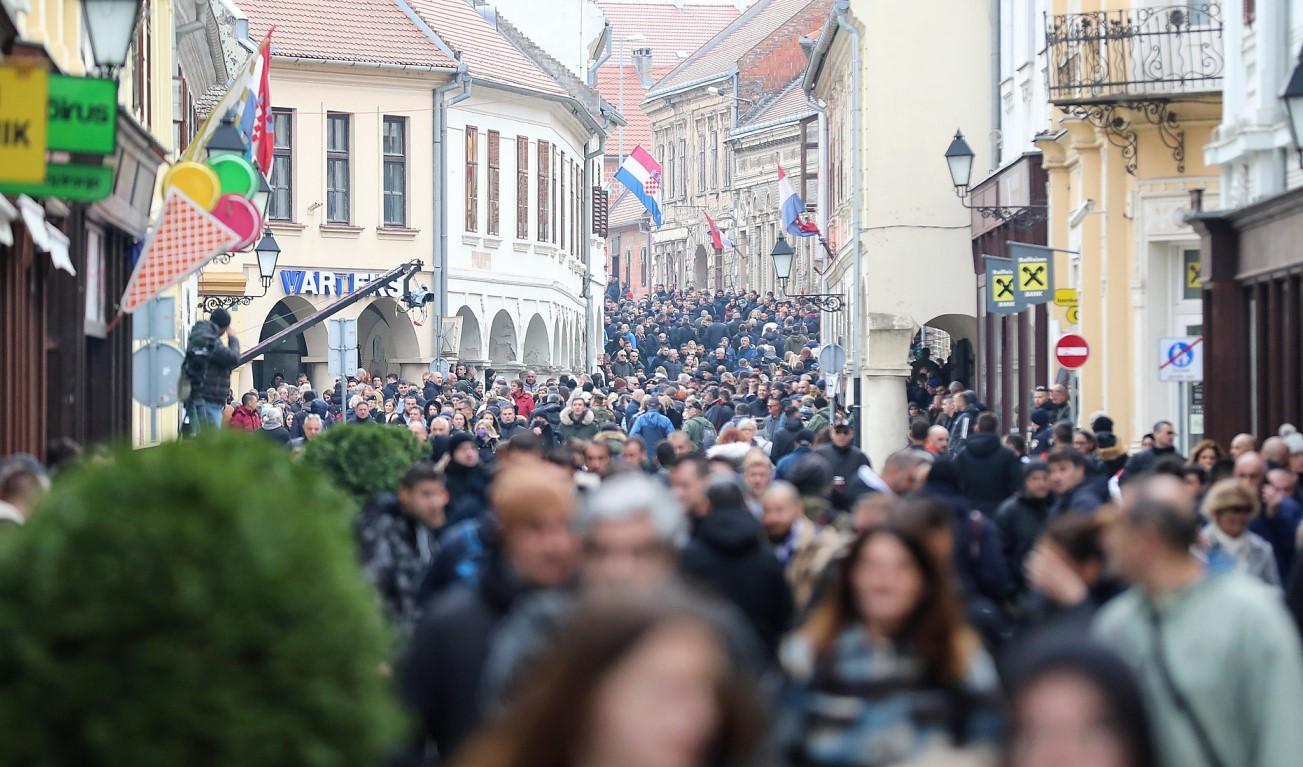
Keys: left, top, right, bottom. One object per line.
{"left": 1055, "top": 333, "right": 1090, "bottom": 369}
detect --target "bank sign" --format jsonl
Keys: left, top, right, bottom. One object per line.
{"left": 278, "top": 269, "right": 404, "bottom": 297}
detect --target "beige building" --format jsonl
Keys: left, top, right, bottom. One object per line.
{"left": 805, "top": 0, "right": 993, "bottom": 465}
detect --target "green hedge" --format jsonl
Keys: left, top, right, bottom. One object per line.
{"left": 302, "top": 424, "right": 428, "bottom": 504}
{"left": 0, "top": 432, "right": 403, "bottom": 766}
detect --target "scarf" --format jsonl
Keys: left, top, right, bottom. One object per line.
{"left": 1207, "top": 520, "right": 1250, "bottom": 562}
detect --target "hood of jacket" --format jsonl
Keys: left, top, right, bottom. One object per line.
{"left": 963, "top": 432, "right": 1003, "bottom": 459}
{"left": 559, "top": 407, "right": 595, "bottom": 427}
{"left": 694, "top": 506, "right": 762, "bottom": 555}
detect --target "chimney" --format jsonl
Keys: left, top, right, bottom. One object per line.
{"left": 632, "top": 47, "right": 653, "bottom": 88}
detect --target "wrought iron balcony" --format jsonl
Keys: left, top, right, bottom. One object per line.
{"left": 1044, "top": 4, "right": 1223, "bottom": 176}
{"left": 1045, "top": 4, "right": 1224, "bottom": 105}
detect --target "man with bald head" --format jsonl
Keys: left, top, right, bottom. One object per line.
{"left": 1261, "top": 436, "right": 1289, "bottom": 468}
{"left": 1236, "top": 451, "right": 1301, "bottom": 581}
{"left": 879, "top": 449, "right": 931, "bottom": 496}
{"left": 925, "top": 425, "right": 950, "bottom": 455}
{"left": 1230, "top": 432, "right": 1257, "bottom": 459}
{"left": 761, "top": 481, "right": 844, "bottom": 608}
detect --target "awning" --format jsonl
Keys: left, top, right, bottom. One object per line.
{"left": 45, "top": 224, "right": 73, "bottom": 275}
{"left": 17, "top": 195, "right": 50, "bottom": 252}
{"left": 0, "top": 196, "right": 16, "bottom": 247}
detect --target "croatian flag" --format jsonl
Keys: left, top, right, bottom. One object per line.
{"left": 614, "top": 146, "right": 663, "bottom": 228}
{"left": 705, "top": 212, "right": 734, "bottom": 251}
{"left": 778, "top": 163, "right": 819, "bottom": 238}
{"left": 237, "top": 35, "right": 274, "bottom": 175}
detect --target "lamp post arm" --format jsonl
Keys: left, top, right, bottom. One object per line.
{"left": 238, "top": 259, "right": 424, "bottom": 365}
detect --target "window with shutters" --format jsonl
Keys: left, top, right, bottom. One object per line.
{"left": 487, "top": 130, "right": 500, "bottom": 236}
{"left": 269, "top": 109, "right": 293, "bottom": 221}
{"left": 516, "top": 136, "right": 529, "bottom": 239}
{"left": 697, "top": 124, "right": 706, "bottom": 192}
{"left": 551, "top": 145, "right": 558, "bottom": 243}
{"left": 465, "top": 126, "right": 479, "bottom": 232}
{"left": 326, "top": 113, "right": 350, "bottom": 223}
{"left": 709, "top": 125, "right": 718, "bottom": 190}
{"left": 538, "top": 140, "right": 550, "bottom": 241}
{"left": 678, "top": 137, "right": 687, "bottom": 198}
{"left": 667, "top": 141, "right": 676, "bottom": 199}
{"left": 382, "top": 116, "right": 407, "bottom": 227}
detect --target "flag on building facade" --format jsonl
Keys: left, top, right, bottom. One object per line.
{"left": 238, "top": 39, "right": 275, "bottom": 175}
{"left": 614, "top": 146, "right": 663, "bottom": 228}
{"left": 778, "top": 163, "right": 819, "bottom": 238}
{"left": 704, "top": 212, "right": 734, "bottom": 251}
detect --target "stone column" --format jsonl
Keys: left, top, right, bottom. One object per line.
{"left": 858, "top": 315, "right": 916, "bottom": 468}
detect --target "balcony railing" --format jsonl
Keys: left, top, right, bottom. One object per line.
{"left": 1045, "top": 4, "right": 1224, "bottom": 106}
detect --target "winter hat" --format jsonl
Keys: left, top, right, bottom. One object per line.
{"left": 1285, "top": 432, "right": 1303, "bottom": 455}
{"left": 1091, "top": 415, "right": 1115, "bottom": 434}
{"left": 447, "top": 431, "right": 476, "bottom": 454}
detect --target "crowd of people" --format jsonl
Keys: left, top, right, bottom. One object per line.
{"left": 6, "top": 288, "right": 1303, "bottom": 767}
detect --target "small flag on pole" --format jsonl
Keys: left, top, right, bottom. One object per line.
{"left": 778, "top": 163, "right": 819, "bottom": 238}
{"left": 705, "top": 212, "right": 734, "bottom": 251}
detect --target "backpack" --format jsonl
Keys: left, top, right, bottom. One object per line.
{"left": 693, "top": 415, "right": 717, "bottom": 450}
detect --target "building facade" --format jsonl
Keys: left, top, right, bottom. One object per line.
{"left": 1192, "top": 0, "right": 1303, "bottom": 443}
{"left": 212, "top": 0, "right": 613, "bottom": 394}
{"left": 805, "top": 0, "right": 993, "bottom": 466}
{"left": 1038, "top": 0, "right": 1222, "bottom": 452}
{"left": 643, "top": 0, "right": 829, "bottom": 294}
{"left": 1, "top": 0, "right": 174, "bottom": 458}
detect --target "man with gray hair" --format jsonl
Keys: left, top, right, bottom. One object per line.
{"left": 258, "top": 407, "right": 291, "bottom": 447}
{"left": 1094, "top": 474, "right": 1303, "bottom": 767}
{"left": 289, "top": 413, "right": 324, "bottom": 451}
{"left": 479, "top": 473, "right": 687, "bottom": 703}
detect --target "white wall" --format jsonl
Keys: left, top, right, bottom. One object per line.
{"left": 998, "top": 0, "right": 1050, "bottom": 167}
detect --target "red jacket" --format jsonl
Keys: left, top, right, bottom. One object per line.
{"left": 511, "top": 389, "right": 535, "bottom": 420}
{"left": 230, "top": 405, "right": 261, "bottom": 432}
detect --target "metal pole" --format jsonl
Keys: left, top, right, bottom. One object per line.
{"left": 238, "top": 260, "right": 423, "bottom": 365}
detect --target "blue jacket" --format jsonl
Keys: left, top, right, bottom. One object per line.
{"left": 629, "top": 410, "right": 674, "bottom": 448}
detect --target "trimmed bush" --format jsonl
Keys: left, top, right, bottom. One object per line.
{"left": 302, "top": 424, "right": 427, "bottom": 504}
{"left": 0, "top": 432, "right": 403, "bottom": 766}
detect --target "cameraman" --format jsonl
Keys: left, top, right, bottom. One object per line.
{"left": 183, "top": 308, "right": 241, "bottom": 434}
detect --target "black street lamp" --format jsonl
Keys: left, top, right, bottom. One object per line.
{"left": 1282, "top": 48, "right": 1303, "bottom": 169}
{"left": 769, "top": 232, "right": 844, "bottom": 312}
{"left": 253, "top": 171, "right": 271, "bottom": 219}
{"left": 945, "top": 128, "right": 1046, "bottom": 228}
{"left": 82, "top": 0, "right": 143, "bottom": 74}
{"left": 205, "top": 114, "right": 247, "bottom": 160}
{"left": 255, "top": 231, "right": 281, "bottom": 289}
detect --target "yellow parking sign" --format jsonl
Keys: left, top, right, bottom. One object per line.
{"left": 0, "top": 66, "right": 48, "bottom": 183}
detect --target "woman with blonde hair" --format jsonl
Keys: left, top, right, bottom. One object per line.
{"left": 1189, "top": 438, "right": 1225, "bottom": 471}
{"left": 1200, "top": 478, "right": 1280, "bottom": 588}
{"left": 777, "top": 526, "right": 1002, "bottom": 766}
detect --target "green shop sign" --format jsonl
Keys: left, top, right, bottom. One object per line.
{"left": 47, "top": 75, "right": 117, "bottom": 155}
{"left": 0, "top": 163, "right": 116, "bottom": 202}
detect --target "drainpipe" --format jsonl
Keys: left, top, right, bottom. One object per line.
{"left": 990, "top": 0, "right": 1001, "bottom": 167}
{"left": 584, "top": 128, "right": 608, "bottom": 372}
{"left": 833, "top": 0, "right": 863, "bottom": 426}
{"left": 588, "top": 22, "right": 612, "bottom": 86}
{"left": 433, "top": 69, "right": 471, "bottom": 374}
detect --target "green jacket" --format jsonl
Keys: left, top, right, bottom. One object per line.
{"left": 557, "top": 407, "right": 598, "bottom": 442}
{"left": 683, "top": 415, "right": 714, "bottom": 450}
{"left": 1093, "top": 570, "right": 1303, "bottom": 767}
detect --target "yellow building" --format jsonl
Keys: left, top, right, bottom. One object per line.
{"left": 1036, "top": 1, "right": 1222, "bottom": 452}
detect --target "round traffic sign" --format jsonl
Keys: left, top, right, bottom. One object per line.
{"left": 1055, "top": 333, "right": 1090, "bottom": 369}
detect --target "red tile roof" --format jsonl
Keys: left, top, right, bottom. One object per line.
{"left": 406, "top": 0, "right": 567, "bottom": 95}
{"left": 241, "top": 0, "right": 457, "bottom": 69}
{"left": 648, "top": 0, "right": 819, "bottom": 96}
{"left": 609, "top": 187, "right": 649, "bottom": 227}
{"left": 596, "top": 1, "right": 742, "bottom": 70}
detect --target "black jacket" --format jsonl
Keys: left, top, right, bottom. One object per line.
{"left": 1051, "top": 478, "right": 1110, "bottom": 516}
{"left": 703, "top": 321, "right": 730, "bottom": 349}
{"left": 769, "top": 420, "right": 805, "bottom": 464}
{"left": 1122, "top": 445, "right": 1184, "bottom": 476}
{"left": 398, "top": 560, "right": 535, "bottom": 762}
{"left": 680, "top": 506, "right": 793, "bottom": 656}
{"left": 183, "top": 320, "right": 240, "bottom": 405}
{"left": 955, "top": 433, "right": 1023, "bottom": 516}
{"left": 813, "top": 443, "right": 871, "bottom": 512}
{"left": 948, "top": 405, "right": 979, "bottom": 455}
{"left": 444, "top": 462, "right": 491, "bottom": 526}
{"left": 994, "top": 491, "right": 1053, "bottom": 597}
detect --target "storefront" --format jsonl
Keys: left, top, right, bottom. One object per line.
{"left": 1192, "top": 187, "right": 1303, "bottom": 444}
{"left": 969, "top": 153, "right": 1049, "bottom": 434}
